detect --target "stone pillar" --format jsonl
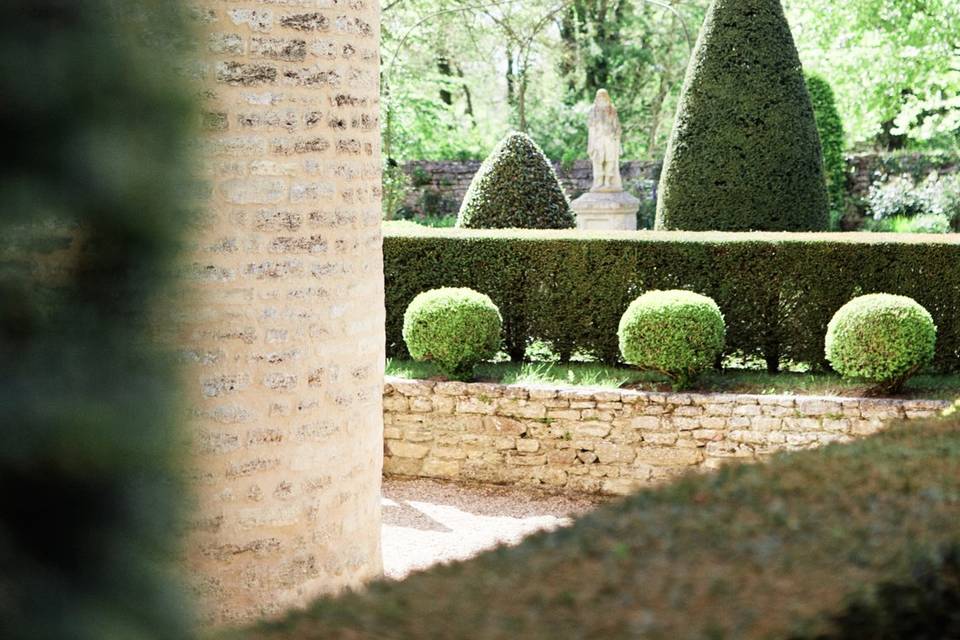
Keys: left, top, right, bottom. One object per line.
{"left": 181, "top": 0, "right": 384, "bottom": 626}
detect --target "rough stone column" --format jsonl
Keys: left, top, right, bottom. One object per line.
{"left": 181, "top": 0, "right": 383, "bottom": 626}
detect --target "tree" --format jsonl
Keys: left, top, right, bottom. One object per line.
{"left": 786, "top": 0, "right": 960, "bottom": 148}
{"left": 0, "top": 2, "right": 195, "bottom": 638}
{"left": 806, "top": 73, "right": 848, "bottom": 229}
{"left": 457, "top": 132, "right": 575, "bottom": 229}
{"left": 656, "top": 0, "right": 829, "bottom": 231}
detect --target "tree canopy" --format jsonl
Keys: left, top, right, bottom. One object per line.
{"left": 382, "top": 0, "right": 960, "bottom": 162}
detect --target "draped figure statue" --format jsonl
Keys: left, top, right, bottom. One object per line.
{"left": 587, "top": 89, "right": 623, "bottom": 192}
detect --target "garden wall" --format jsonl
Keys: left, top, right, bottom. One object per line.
{"left": 383, "top": 378, "right": 949, "bottom": 495}
{"left": 400, "top": 160, "right": 659, "bottom": 216}
{"left": 398, "top": 152, "right": 959, "bottom": 219}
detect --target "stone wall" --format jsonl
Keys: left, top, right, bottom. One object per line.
{"left": 383, "top": 378, "right": 948, "bottom": 496}
{"left": 396, "top": 153, "right": 960, "bottom": 222}
{"left": 400, "top": 160, "right": 660, "bottom": 217}
{"left": 182, "top": 0, "right": 384, "bottom": 626}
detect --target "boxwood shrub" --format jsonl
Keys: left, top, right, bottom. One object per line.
{"left": 383, "top": 227, "right": 960, "bottom": 373}
{"left": 618, "top": 290, "right": 725, "bottom": 388}
{"left": 235, "top": 416, "right": 960, "bottom": 640}
{"left": 826, "top": 294, "right": 936, "bottom": 392}
{"left": 403, "top": 287, "right": 502, "bottom": 379}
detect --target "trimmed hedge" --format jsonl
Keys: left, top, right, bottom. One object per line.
{"left": 235, "top": 416, "right": 960, "bottom": 640}
{"left": 457, "top": 132, "right": 575, "bottom": 229}
{"left": 383, "top": 227, "right": 960, "bottom": 372}
{"left": 656, "top": 0, "right": 829, "bottom": 232}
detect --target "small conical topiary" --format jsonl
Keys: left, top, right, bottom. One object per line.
{"left": 457, "top": 132, "right": 575, "bottom": 229}
{"left": 805, "top": 73, "right": 848, "bottom": 229}
{"left": 655, "top": 0, "right": 829, "bottom": 232}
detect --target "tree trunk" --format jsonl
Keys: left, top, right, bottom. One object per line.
{"left": 437, "top": 56, "right": 453, "bottom": 105}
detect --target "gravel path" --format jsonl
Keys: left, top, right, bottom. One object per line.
{"left": 381, "top": 478, "right": 604, "bottom": 579}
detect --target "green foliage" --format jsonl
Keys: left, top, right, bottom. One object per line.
{"left": 826, "top": 294, "right": 936, "bottom": 392}
{"left": 806, "top": 73, "right": 848, "bottom": 229}
{"left": 869, "top": 214, "right": 952, "bottom": 235}
{"left": 382, "top": 160, "right": 412, "bottom": 220}
{"left": 383, "top": 228, "right": 960, "bottom": 374}
{"left": 234, "top": 415, "right": 960, "bottom": 640}
{"left": 457, "top": 133, "right": 574, "bottom": 229}
{"left": 402, "top": 288, "right": 503, "bottom": 379}
{"left": 865, "top": 173, "right": 960, "bottom": 232}
{"left": 618, "top": 290, "right": 725, "bottom": 389}
{"left": 793, "top": 0, "right": 960, "bottom": 147}
{"left": 656, "top": 0, "right": 829, "bottom": 231}
{"left": 0, "top": 1, "right": 195, "bottom": 639}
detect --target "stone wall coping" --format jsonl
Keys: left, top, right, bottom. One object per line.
{"left": 383, "top": 376, "right": 951, "bottom": 411}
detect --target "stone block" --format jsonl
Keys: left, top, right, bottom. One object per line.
{"left": 421, "top": 459, "right": 460, "bottom": 479}
{"left": 385, "top": 441, "right": 429, "bottom": 459}
{"left": 516, "top": 439, "right": 541, "bottom": 453}
{"left": 601, "top": 478, "right": 640, "bottom": 496}
{"left": 595, "top": 443, "right": 636, "bottom": 464}
{"left": 457, "top": 397, "right": 497, "bottom": 415}
{"left": 483, "top": 416, "right": 527, "bottom": 437}
{"left": 573, "top": 422, "right": 612, "bottom": 438}
{"left": 634, "top": 446, "right": 702, "bottom": 466}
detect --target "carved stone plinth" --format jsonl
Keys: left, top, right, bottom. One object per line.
{"left": 572, "top": 189, "right": 640, "bottom": 231}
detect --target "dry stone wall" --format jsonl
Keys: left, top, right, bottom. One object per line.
{"left": 181, "top": 0, "right": 383, "bottom": 626}
{"left": 396, "top": 153, "right": 960, "bottom": 222}
{"left": 383, "top": 378, "right": 948, "bottom": 496}
{"left": 400, "top": 160, "right": 660, "bottom": 216}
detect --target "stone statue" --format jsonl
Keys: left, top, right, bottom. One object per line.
{"left": 571, "top": 88, "right": 639, "bottom": 230}
{"left": 587, "top": 89, "right": 623, "bottom": 192}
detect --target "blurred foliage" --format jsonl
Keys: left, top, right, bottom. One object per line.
{"left": 233, "top": 415, "right": 960, "bottom": 640}
{"left": 382, "top": 160, "right": 412, "bottom": 220}
{"left": 0, "top": 1, "right": 197, "bottom": 639}
{"left": 383, "top": 0, "right": 959, "bottom": 163}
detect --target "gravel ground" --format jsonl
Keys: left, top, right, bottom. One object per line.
{"left": 381, "top": 478, "right": 605, "bottom": 579}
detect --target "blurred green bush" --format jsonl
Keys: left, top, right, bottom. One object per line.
{"left": 233, "top": 413, "right": 960, "bottom": 640}
{"left": 0, "top": 2, "right": 196, "bottom": 638}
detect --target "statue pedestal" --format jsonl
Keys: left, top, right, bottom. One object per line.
{"left": 571, "top": 189, "right": 640, "bottom": 231}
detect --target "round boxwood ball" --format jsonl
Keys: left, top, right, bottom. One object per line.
{"left": 825, "top": 294, "right": 936, "bottom": 391}
{"left": 618, "top": 290, "right": 726, "bottom": 389}
{"left": 403, "top": 288, "right": 503, "bottom": 379}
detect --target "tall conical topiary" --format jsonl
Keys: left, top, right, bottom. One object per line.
{"left": 655, "top": 0, "right": 829, "bottom": 232}
{"left": 805, "top": 73, "right": 848, "bottom": 229}
{"left": 457, "top": 132, "right": 575, "bottom": 229}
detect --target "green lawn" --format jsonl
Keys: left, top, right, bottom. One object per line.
{"left": 386, "top": 358, "right": 960, "bottom": 399}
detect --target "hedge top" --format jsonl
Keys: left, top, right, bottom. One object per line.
{"left": 656, "top": 0, "right": 829, "bottom": 232}
{"left": 384, "top": 222, "right": 960, "bottom": 245}
{"left": 457, "top": 132, "right": 575, "bottom": 230}
{"left": 238, "top": 417, "right": 960, "bottom": 640}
